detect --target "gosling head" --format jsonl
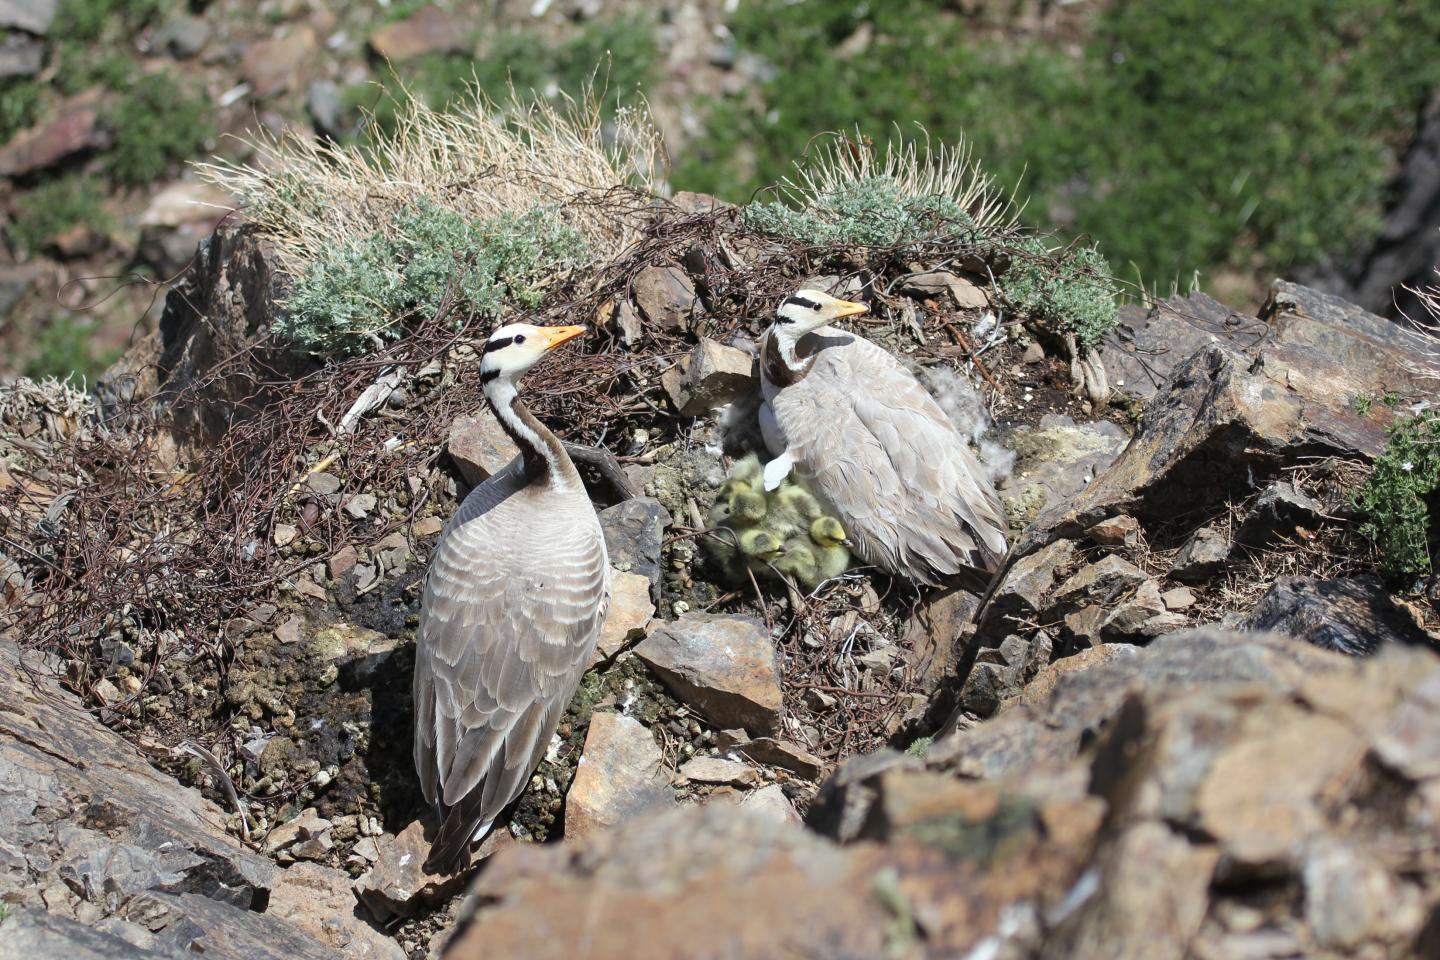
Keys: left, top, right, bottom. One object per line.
{"left": 480, "top": 323, "right": 586, "bottom": 387}
{"left": 810, "top": 516, "right": 850, "bottom": 549}
{"left": 773, "top": 289, "right": 869, "bottom": 337}
{"left": 729, "top": 488, "right": 768, "bottom": 524}
{"left": 738, "top": 529, "right": 785, "bottom": 561}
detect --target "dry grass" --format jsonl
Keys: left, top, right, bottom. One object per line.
{"left": 196, "top": 84, "right": 664, "bottom": 272}
{"left": 1403, "top": 274, "right": 1440, "bottom": 386}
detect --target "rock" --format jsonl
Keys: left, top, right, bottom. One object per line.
{"left": 0, "top": 90, "right": 111, "bottom": 177}
{"left": 151, "top": 15, "right": 211, "bottom": 58}
{"left": 1049, "top": 554, "right": 1148, "bottom": 610}
{"left": 669, "top": 191, "right": 734, "bottom": 215}
{"left": 306, "top": 80, "right": 343, "bottom": 139}
{"left": 447, "top": 408, "right": 519, "bottom": 486}
{"left": 594, "top": 569, "right": 654, "bottom": 661}
{"left": 957, "top": 632, "right": 1053, "bottom": 716}
{"left": 139, "top": 182, "right": 234, "bottom": 230}
{"left": 565, "top": 712, "right": 675, "bottom": 839}
{"left": 731, "top": 783, "right": 802, "bottom": 825}
{"left": 660, "top": 338, "right": 755, "bottom": 416}
{"left": 1301, "top": 838, "right": 1420, "bottom": 950}
{"left": 735, "top": 738, "right": 824, "bottom": 780}
{"left": 1102, "top": 293, "right": 1260, "bottom": 402}
{"left": 631, "top": 263, "right": 696, "bottom": 332}
{"left": 267, "top": 862, "right": 406, "bottom": 959}
{"left": 274, "top": 614, "right": 304, "bottom": 644}
{"left": 1168, "top": 524, "right": 1230, "bottom": 584}
{"left": 341, "top": 492, "right": 377, "bottom": 518}
{"left": 678, "top": 756, "right": 760, "bottom": 787}
{"left": 634, "top": 614, "right": 783, "bottom": 735}
{"left": 242, "top": 27, "right": 317, "bottom": 98}
{"left": 1086, "top": 514, "right": 1141, "bottom": 548}
{"left": 1239, "top": 575, "right": 1435, "bottom": 656}
{"left": 900, "top": 269, "right": 989, "bottom": 308}
{"left": 327, "top": 543, "right": 358, "bottom": 579}
{"left": 1234, "top": 480, "right": 1322, "bottom": 549}
{"left": 0, "top": 0, "right": 57, "bottom": 34}
{"left": 1160, "top": 586, "right": 1195, "bottom": 610}
{"left": 413, "top": 515, "right": 444, "bottom": 537}
{"left": 0, "top": 35, "right": 44, "bottom": 77}
{"left": 980, "top": 537, "right": 1077, "bottom": 635}
{"left": 999, "top": 416, "right": 1128, "bottom": 525}
{"left": 367, "top": 5, "right": 466, "bottom": 60}
{"left": 352, "top": 820, "right": 471, "bottom": 920}
{"left": 597, "top": 496, "right": 670, "bottom": 602}
{"left": 1100, "top": 579, "right": 1180, "bottom": 641}
{"left": 262, "top": 807, "right": 331, "bottom": 855}
{"left": 806, "top": 748, "right": 919, "bottom": 843}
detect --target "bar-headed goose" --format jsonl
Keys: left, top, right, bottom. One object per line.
{"left": 759, "top": 289, "right": 1007, "bottom": 584}
{"left": 413, "top": 323, "right": 609, "bottom": 875}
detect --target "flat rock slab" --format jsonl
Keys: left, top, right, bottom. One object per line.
{"left": 598, "top": 497, "right": 670, "bottom": 603}
{"left": 634, "top": 613, "right": 783, "bottom": 735}
{"left": 353, "top": 820, "right": 472, "bottom": 921}
{"left": 447, "top": 408, "right": 518, "bottom": 486}
{"left": 594, "top": 569, "right": 655, "bottom": 662}
{"left": 565, "top": 711, "right": 675, "bottom": 839}
{"left": 1239, "top": 575, "right": 1435, "bottom": 656}
{"left": 266, "top": 862, "right": 405, "bottom": 959}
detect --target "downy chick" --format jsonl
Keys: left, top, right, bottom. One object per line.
{"left": 808, "top": 516, "right": 852, "bottom": 582}
{"left": 773, "top": 537, "right": 820, "bottom": 587}
{"left": 767, "top": 480, "right": 823, "bottom": 539}
{"left": 718, "top": 453, "right": 763, "bottom": 499}
{"left": 728, "top": 487, "right": 769, "bottom": 524}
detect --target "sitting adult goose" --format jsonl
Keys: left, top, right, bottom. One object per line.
{"left": 413, "top": 323, "right": 610, "bottom": 875}
{"left": 758, "top": 289, "right": 1007, "bottom": 584}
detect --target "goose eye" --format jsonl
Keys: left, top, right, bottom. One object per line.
{"left": 514, "top": 334, "right": 527, "bottom": 344}
{"left": 811, "top": 303, "right": 821, "bottom": 311}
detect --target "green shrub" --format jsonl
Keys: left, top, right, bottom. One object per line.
{"left": 56, "top": 42, "right": 135, "bottom": 96}
{"left": 1357, "top": 412, "right": 1440, "bottom": 580}
{"left": 743, "top": 175, "right": 977, "bottom": 247}
{"left": 281, "top": 200, "right": 589, "bottom": 356}
{"left": 0, "top": 78, "right": 42, "bottom": 143}
{"left": 105, "top": 71, "right": 212, "bottom": 185}
{"left": 54, "top": 0, "right": 170, "bottom": 42}
{"left": 1000, "top": 238, "right": 1121, "bottom": 350}
{"left": 11, "top": 176, "right": 111, "bottom": 255}
{"left": 24, "top": 319, "right": 120, "bottom": 384}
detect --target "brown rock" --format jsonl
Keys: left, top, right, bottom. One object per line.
{"left": 242, "top": 27, "right": 317, "bottom": 98}
{"left": 367, "top": 5, "right": 466, "bottom": 60}
{"left": 594, "top": 570, "right": 654, "bottom": 662}
{"left": 327, "top": 544, "right": 359, "bottom": 579}
{"left": 262, "top": 808, "right": 331, "bottom": 856}
{"left": 1049, "top": 554, "right": 1147, "bottom": 610}
{"left": 566, "top": 712, "right": 674, "bottom": 839}
{"left": 678, "top": 756, "right": 760, "bottom": 787}
{"left": 1160, "top": 586, "right": 1195, "bottom": 610}
{"left": 0, "top": 91, "right": 110, "bottom": 177}
{"left": 139, "top": 182, "right": 235, "bottom": 229}
{"left": 1239, "top": 575, "right": 1433, "bottom": 657}
{"left": 731, "top": 783, "right": 802, "bottom": 825}
{"left": 900, "top": 269, "right": 989, "bottom": 308}
{"left": 412, "top": 515, "right": 444, "bottom": 537}
{"left": 1086, "top": 514, "right": 1141, "bottom": 548}
{"left": 736, "top": 738, "right": 824, "bottom": 780}
{"left": 632, "top": 263, "right": 696, "bottom": 331}
{"left": 267, "top": 862, "right": 406, "bottom": 960}
{"left": 352, "top": 821, "right": 472, "bottom": 920}
{"left": 660, "top": 338, "right": 755, "bottom": 416}
{"left": 1169, "top": 524, "right": 1230, "bottom": 584}
{"left": 634, "top": 613, "right": 783, "bottom": 735}
{"left": 980, "top": 537, "right": 1077, "bottom": 635}
{"left": 670, "top": 191, "right": 734, "bottom": 215}
{"left": 447, "top": 408, "right": 518, "bottom": 486}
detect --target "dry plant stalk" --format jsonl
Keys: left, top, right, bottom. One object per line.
{"left": 774, "top": 126, "right": 1020, "bottom": 236}
{"left": 1402, "top": 272, "right": 1440, "bottom": 385}
{"left": 195, "top": 84, "right": 664, "bottom": 272}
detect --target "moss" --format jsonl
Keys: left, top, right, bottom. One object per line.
{"left": 12, "top": 176, "right": 111, "bottom": 256}
{"left": 280, "top": 199, "right": 588, "bottom": 357}
{"left": 55, "top": 41, "right": 134, "bottom": 96}
{"left": 903, "top": 794, "right": 1040, "bottom": 866}
{"left": 105, "top": 71, "right": 212, "bottom": 185}
{"left": 1357, "top": 411, "right": 1440, "bottom": 580}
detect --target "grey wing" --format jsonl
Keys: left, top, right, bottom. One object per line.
{"left": 413, "top": 488, "right": 608, "bottom": 872}
{"left": 781, "top": 338, "right": 1008, "bottom": 580}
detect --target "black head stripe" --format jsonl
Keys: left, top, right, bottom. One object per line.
{"left": 784, "top": 295, "right": 820, "bottom": 312}
{"left": 482, "top": 335, "right": 515, "bottom": 354}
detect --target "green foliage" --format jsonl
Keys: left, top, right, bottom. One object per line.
{"left": 906, "top": 736, "right": 933, "bottom": 760}
{"left": 742, "top": 176, "right": 976, "bottom": 247}
{"left": 1357, "top": 412, "right": 1440, "bottom": 580}
{"left": 281, "top": 200, "right": 589, "bottom": 356}
{"left": 11, "top": 176, "right": 111, "bottom": 255}
{"left": 105, "top": 71, "right": 212, "bottom": 185}
{"left": 54, "top": 0, "right": 170, "bottom": 42}
{"left": 24, "top": 320, "right": 120, "bottom": 384}
{"left": 1001, "top": 239, "right": 1121, "bottom": 350}
{"left": 0, "top": 78, "right": 42, "bottom": 144}
{"left": 1352, "top": 394, "right": 1375, "bottom": 417}
{"left": 55, "top": 41, "right": 135, "bottom": 96}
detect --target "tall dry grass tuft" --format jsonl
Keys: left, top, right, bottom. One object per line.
{"left": 196, "top": 83, "right": 664, "bottom": 272}
{"left": 1404, "top": 270, "right": 1440, "bottom": 386}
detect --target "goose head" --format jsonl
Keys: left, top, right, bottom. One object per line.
{"left": 738, "top": 528, "right": 785, "bottom": 561}
{"left": 480, "top": 323, "right": 586, "bottom": 384}
{"left": 773, "top": 289, "right": 868, "bottom": 337}
{"left": 809, "top": 515, "right": 851, "bottom": 550}
{"left": 729, "top": 488, "right": 769, "bottom": 524}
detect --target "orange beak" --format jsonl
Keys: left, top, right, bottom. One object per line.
{"left": 537, "top": 325, "right": 587, "bottom": 350}
{"left": 831, "top": 299, "right": 868, "bottom": 319}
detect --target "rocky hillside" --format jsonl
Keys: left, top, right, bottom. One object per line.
{"left": 1, "top": 136, "right": 1438, "bottom": 960}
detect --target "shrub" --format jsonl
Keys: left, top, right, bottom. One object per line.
{"left": 743, "top": 175, "right": 978, "bottom": 248}
{"left": 1357, "top": 412, "right": 1440, "bottom": 580}
{"left": 56, "top": 42, "right": 135, "bottom": 96}
{"left": 24, "top": 319, "right": 119, "bottom": 384}
{"left": 280, "top": 200, "right": 588, "bottom": 356}
{"left": 0, "top": 79, "right": 41, "bottom": 144}
{"left": 104, "top": 71, "right": 212, "bottom": 185}
{"left": 11, "top": 176, "right": 111, "bottom": 255}
{"left": 1000, "top": 238, "right": 1121, "bottom": 350}
{"left": 54, "top": 0, "right": 171, "bottom": 42}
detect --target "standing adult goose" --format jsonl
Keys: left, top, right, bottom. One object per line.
{"left": 413, "top": 322, "right": 609, "bottom": 875}
{"left": 758, "top": 289, "right": 1007, "bottom": 584}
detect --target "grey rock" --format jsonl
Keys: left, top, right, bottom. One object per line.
{"left": 959, "top": 632, "right": 1053, "bottom": 717}
{"left": 999, "top": 417, "right": 1128, "bottom": 526}
{"left": 598, "top": 496, "right": 670, "bottom": 602}
{"left": 1050, "top": 554, "right": 1148, "bottom": 610}
{"left": 565, "top": 711, "right": 675, "bottom": 838}
{"left": 900, "top": 270, "right": 989, "bottom": 308}
{"left": 151, "top": 15, "right": 211, "bottom": 58}
{"left": 1103, "top": 294, "right": 1259, "bottom": 402}
{"left": 660, "top": 338, "right": 755, "bottom": 416}
{"left": 980, "top": 537, "right": 1077, "bottom": 636}
{"left": 307, "top": 80, "right": 343, "bottom": 138}
{"left": 1234, "top": 480, "right": 1322, "bottom": 549}
{"left": 0, "top": 909, "right": 180, "bottom": 960}
{"left": 0, "top": 0, "right": 58, "bottom": 34}
{"left": 1239, "top": 575, "right": 1435, "bottom": 656}
{"left": 1169, "top": 525, "right": 1230, "bottom": 584}
{"left": 0, "top": 34, "right": 43, "bottom": 77}
{"left": 632, "top": 263, "right": 697, "bottom": 332}
{"left": 806, "top": 748, "right": 919, "bottom": 843}
{"left": 634, "top": 613, "right": 782, "bottom": 735}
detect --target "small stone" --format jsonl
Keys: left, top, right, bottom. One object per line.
{"left": 341, "top": 493, "right": 377, "bottom": 519}
{"left": 0, "top": 35, "right": 44, "bottom": 77}
{"left": 92, "top": 677, "right": 120, "bottom": 706}
{"left": 632, "top": 263, "right": 697, "bottom": 332}
{"left": 598, "top": 497, "right": 670, "bottom": 602}
{"left": 594, "top": 570, "right": 654, "bottom": 662}
{"left": 660, "top": 338, "right": 755, "bottom": 416}
{"left": 263, "top": 807, "right": 331, "bottom": 855}
{"left": 565, "top": 712, "right": 675, "bottom": 839}
{"left": 274, "top": 524, "right": 299, "bottom": 547}
{"left": 736, "top": 738, "right": 824, "bottom": 780}
{"left": 0, "top": 91, "right": 110, "bottom": 177}
{"left": 678, "top": 756, "right": 760, "bottom": 787}
{"left": 1236, "top": 481, "right": 1323, "bottom": 549}
{"left": 1170, "top": 525, "right": 1231, "bottom": 584}
{"left": 305, "top": 471, "right": 342, "bottom": 496}
{"left": 635, "top": 614, "right": 783, "bottom": 736}
{"left": 1020, "top": 341, "right": 1046, "bottom": 365}
{"left": 448, "top": 409, "right": 519, "bottom": 486}
{"left": 353, "top": 820, "right": 474, "bottom": 920}
{"left": 1050, "top": 554, "right": 1148, "bottom": 610}
{"left": 368, "top": 5, "right": 466, "bottom": 60}
{"left": 151, "top": 15, "right": 211, "bottom": 58}
{"left": 900, "top": 270, "right": 989, "bottom": 308}
{"left": 1086, "top": 515, "right": 1142, "bottom": 548}
{"left": 242, "top": 26, "right": 317, "bottom": 98}
{"left": 328, "top": 544, "right": 359, "bottom": 580}
{"left": 413, "top": 516, "right": 444, "bottom": 537}
{"left": 1161, "top": 586, "right": 1196, "bottom": 611}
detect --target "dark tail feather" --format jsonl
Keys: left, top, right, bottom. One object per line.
{"left": 423, "top": 813, "right": 478, "bottom": 876}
